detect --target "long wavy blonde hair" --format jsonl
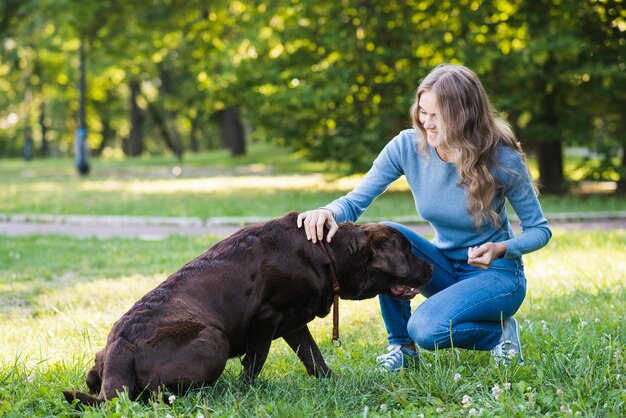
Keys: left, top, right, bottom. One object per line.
{"left": 410, "top": 64, "right": 533, "bottom": 228}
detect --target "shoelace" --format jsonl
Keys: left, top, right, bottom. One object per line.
{"left": 376, "top": 345, "right": 400, "bottom": 362}
{"left": 379, "top": 347, "right": 406, "bottom": 369}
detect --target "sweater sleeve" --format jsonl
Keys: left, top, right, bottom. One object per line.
{"left": 499, "top": 151, "right": 552, "bottom": 258}
{"left": 323, "top": 137, "right": 404, "bottom": 223}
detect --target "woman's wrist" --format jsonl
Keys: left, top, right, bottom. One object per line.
{"left": 495, "top": 242, "right": 507, "bottom": 258}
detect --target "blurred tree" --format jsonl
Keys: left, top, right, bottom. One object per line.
{"left": 236, "top": 1, "right": 440, "bottom": 171}
{"left": 577, "top": 0, "right": 626, "bottom": 193}
{"left": 185, "top": 1, "right": 255, "bottom": 156}
{"left": 461, "top": 0, "right": 625, "bottom": 194}
{"left": 0, "top": 0, "right": 624, "bottom": 191}
{"left": 32, "top": 0, "right": 124, "bottom": 174}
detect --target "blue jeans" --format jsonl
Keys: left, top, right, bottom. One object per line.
{"left": 380, "top": 222, "right": 526, "bottom": 351}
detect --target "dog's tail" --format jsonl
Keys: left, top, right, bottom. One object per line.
{"left": 62, "top": 390, "right": 102, "bottom": 407}
{"left": 64, "top": 339, "right": 138, "bottom": 407}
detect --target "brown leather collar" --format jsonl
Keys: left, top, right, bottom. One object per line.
{"left": 318, "top": 240, "right": 341, "bottom": 347}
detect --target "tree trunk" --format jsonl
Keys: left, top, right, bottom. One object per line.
{"left": 147, "top": 102, "right": 183, "bottom": 160}
{"left": 165, "top": 109, "right": 183, "bottom": 159}
{"left": 617, "top": 144, "right": 626, "bottom": 194}
{"left": 39, "top": 102, "right": 49, "bottom": 157}
{"left": 96, "top": 117, "right": 115, "bottom": 156}
{"left": 534, "top": 56, "right": 565, "bottom": 195}
{"left": 75, "top": 39, "right": 90, "bottom": 176}
{"left": 23, "top": 75, "right": 32, "bottom": 161}
{"left": 151, "top": 67, "right": 183, "bottom": 160}
{"left": 218, "top": 106, "right": 246, "bottom": 156}
{"left": 189, "top": 109, "right": 203, "bottom": 153}
{"left": 127, "top": 79, "right": 144, "bottom": 156}
{"left": 537, "top": 140, "right": 565, "bottom": 194}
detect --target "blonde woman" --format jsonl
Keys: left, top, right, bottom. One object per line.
{"left": 297, "top": 64, "right": 551, "bottom": 370}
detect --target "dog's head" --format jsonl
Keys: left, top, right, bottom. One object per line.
{"left": 329, "top": 223, "right": 432, "bottom": 301}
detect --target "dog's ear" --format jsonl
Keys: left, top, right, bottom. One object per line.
{"left": 371, "top": 234, "right": 409, "bottom": 277}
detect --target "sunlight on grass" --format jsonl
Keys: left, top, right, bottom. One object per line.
{"left": 66, "top": 174, "right": 409, "bottom": 194}
{"left": 524, "top": 229, "right": 626, "bottom": 299}
{"left": 76, "top": 175, "right": 328, "bottom": 194}
{"left": 0, "top": 274, "right": 164, "bottom": 365}
{"left": 0, "top": 230, "right": 624, "bottom": 416}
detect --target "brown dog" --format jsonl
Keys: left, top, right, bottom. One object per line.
{"left": 63, "top": 212, "right": 432, "bottom": 406}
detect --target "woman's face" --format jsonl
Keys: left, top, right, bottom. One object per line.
{"left": 419, "top": 90, "right": 454, "bottom": 162}
{"left": 419, "top": 90, "right": 441, "bottom": 148}
{"left": 418, "top": 90, "right": 441, "bottom": 149}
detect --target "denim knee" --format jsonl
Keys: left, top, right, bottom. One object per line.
{"left": 407, "top": 309, "right": 450, "bottom": 351}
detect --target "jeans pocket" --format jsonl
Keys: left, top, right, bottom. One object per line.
{"left": 489, "top": 258, "right": 525, "bottom": 286}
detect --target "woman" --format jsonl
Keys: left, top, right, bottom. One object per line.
{"left": 297, "top": 64, "right": 551, "bottom": 371}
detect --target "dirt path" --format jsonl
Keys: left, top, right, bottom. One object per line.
{"left": 1, "top": 215, "right": 625, "bottom": 239}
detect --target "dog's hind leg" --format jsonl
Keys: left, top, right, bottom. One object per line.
{"left": 97, "top": 339, "right": 139, "bottom": 402}
{"left": 63, "top": 339, "right": 137, "bottom": 407}
{"left": 138, "top": 326, "right": 230, "bottom": 392}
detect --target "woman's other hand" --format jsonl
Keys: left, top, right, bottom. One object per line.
{"left": 296, "top": 209, "right": 338, "bottom": 243}
{"left": 467, "top": 242, "right": 507, "bottom": 269}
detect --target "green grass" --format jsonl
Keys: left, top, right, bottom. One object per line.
{"left": 1, "top": 143, "right": 625, "bottom": 220}
{"left": 0, "top": 229, "right": 624, "bottom": 416}
{"left": 1, "top": 144, "right": 625, "bottom": 416}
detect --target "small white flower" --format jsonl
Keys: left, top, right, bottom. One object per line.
{"left": 461, "top": 395, "right": 472, "bottom": 408}
{"left": 454, "top": 373, "right": 461, "bottom": 382}
{"left": 557, "top": 388, "right": 564, "bottom": 396}
{"left": 468, "top": 408, "right": 479, "bottom": 416}
{"left": 379, "top": 404, "right": 387, "bottom": 411}
{"left": 561, "top": 405, "right": 572, "bottom": 414}
{"left": 418, "top": 414, "right": 425, "bottom": 418}
{"left": 436, "top": 408, "right": 443, "bottom": 413}
{"left": 508, "top": 348, "right": 517, "bottom": 358}
{"left": 616, "top": 374, "right": 621, "bottom": 381}
{"left": 168, "top": 395, "right": 176, "bottom": 404}
{"left": 491, "top": 384, "right": 502, "bottom": 400}
{"left": 165, "top": 414, "right": 173, "bottom": 418}
{"left": 197, "top": 414, "right": 205, "bottom": 418}
{"left": 504, "top": 382, "right": 511, "bottom": 391}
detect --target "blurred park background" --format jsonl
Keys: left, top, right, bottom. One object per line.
{"left": 1, "top": 2, "right": 626, "bottom": 416}
{"left": 0, "top": 0, "right": 624, "bottom": 197}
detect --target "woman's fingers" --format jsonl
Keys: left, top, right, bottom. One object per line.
{"left": 297, "top": 210, "right": 336, "bottom": 243}
{"left": 326, "top": 219, "right": 338, "bottom": 242}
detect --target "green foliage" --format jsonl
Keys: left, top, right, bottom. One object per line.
{"left": 0, "top": 1, "right": 624, "bottom": 180}
{"left": 0, "top": 230, "right": 624, "bottom": 416}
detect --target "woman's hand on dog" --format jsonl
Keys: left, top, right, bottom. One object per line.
{"left": 297, "top": 209, "right": 338, "bottom": 243}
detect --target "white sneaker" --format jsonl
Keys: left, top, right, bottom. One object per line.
{"left": 491, "top": 317, "right": 525, "bottom": 366}
{"left": 376, "top": 344, "right": 418, "bottom": 372}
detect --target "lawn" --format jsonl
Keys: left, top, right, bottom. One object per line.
{"left": 1, "top": 143, "right": 625, "bottom": 221}
{"left": 0, "top": 229, "right": 624, "bottom": 417}
{"left": 0, "top": 145, "right": 625, "bottom": 416}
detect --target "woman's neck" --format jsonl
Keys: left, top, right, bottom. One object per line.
{"left": 436, "top": 147, "right": 455, "bottom": 163}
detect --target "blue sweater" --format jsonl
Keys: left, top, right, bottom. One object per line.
{"left": 324, "top": 129, "right": 552, "bottom": 260}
